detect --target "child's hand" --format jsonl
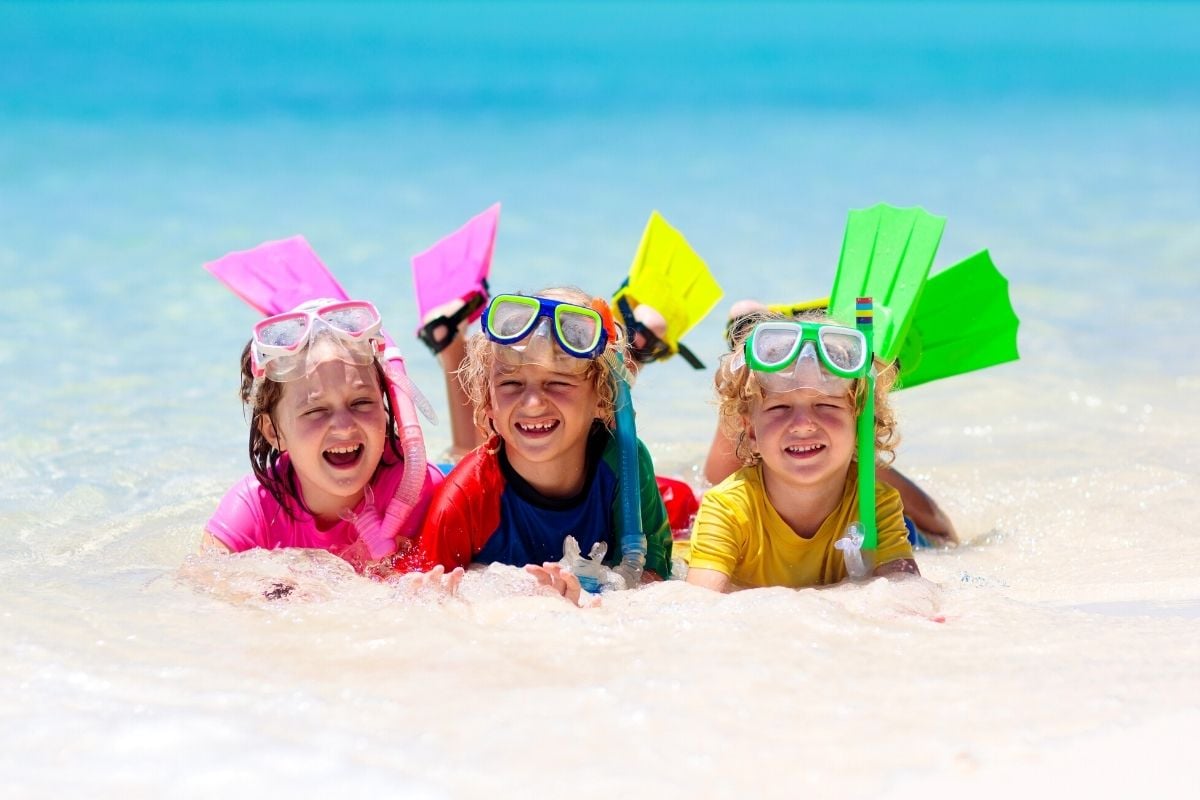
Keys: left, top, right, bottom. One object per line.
{"left": 526, "top": 563, "right": 594, "bottom": 607}
{"left": 391, "top": 564, "right": 465, "bottom": 600}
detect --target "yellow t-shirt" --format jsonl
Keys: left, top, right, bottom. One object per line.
{"left": 686, "top": 464, "right": 912, "bottom": 588}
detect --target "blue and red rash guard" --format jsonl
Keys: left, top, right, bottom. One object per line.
{"left": 418, "top": 423, "right": 672, "bottom": 578}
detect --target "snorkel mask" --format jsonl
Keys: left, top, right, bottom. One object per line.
{"left": 251, "top": 299, "right": 384, "bottom": 382}
{"left": 730, "top": 320, "right": 868, "bottom": 395}
{"left": 482, "top": 293, "right": 615, "bottom": 374}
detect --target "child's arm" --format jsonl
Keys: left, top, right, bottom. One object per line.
{"left": 199, "top": 531, "right": 232, "bottom": 553}
{"left": 684, "top": 491, "right": 743, "bottom": 592}
{"left": 204, "top": 476, "right": 270, "bottom": 553}
{"left": 871, "top": 482, "right": 921, "bottom": 578}
{"left": 437, "top": 333, "right": 484, "bottom": 460}
{"left": 635, "top": 438, "right": 673, "bottom": 579}
{"left": 702, "top": 426, "right": 741, "bottom": 486}
{"left": 877, "top": 465, "right": 958, "bottom": 546}
{"left": 685, "top": 566, "right": 732, "bottom": 593}
{"left": 415, "top": 449, "right": 502, "bottom": 570}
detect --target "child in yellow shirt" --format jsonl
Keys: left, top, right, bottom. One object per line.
{"left": 686, "top": 311, "right": 918, "bottom": 591}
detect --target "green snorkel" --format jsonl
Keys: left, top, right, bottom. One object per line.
{"left": 833, "top": 296, "right": 877, "bottom": 578}
{"left": 856, "top": 296, "right": 878, "bottom": 551}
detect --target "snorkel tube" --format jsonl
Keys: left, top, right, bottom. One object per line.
{"left": 611, "top": 350, "right": 647, "bottom": 588}
{"left": 378, "top": 340, "right": 436, "bottom": 540}
{"left": 834, "top": 296, "right": 877, "bottom": 579}
{"left": 856, "top": 297, "right": 878, "bottom": 550}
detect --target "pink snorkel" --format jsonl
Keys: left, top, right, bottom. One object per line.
{"left": 205, "top": 237, "right": 433, "bottom": 560}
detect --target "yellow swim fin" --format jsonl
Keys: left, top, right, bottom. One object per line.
{"left": 612, "top": 211, "right": 724, "bottom": 369}
{"left": 766, "top": 298, "right": 830, "bottom": 316}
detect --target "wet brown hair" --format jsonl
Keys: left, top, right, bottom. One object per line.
{"left": 713, "top": 310, "right": 899, "bottom": 467}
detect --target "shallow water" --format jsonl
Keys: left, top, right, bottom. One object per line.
{"left": 2, "top": 2, "right": 1199, "bottom": 797}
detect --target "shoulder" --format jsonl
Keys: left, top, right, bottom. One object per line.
{"left": 207, "top": 472, "right": 277, "bottom": 552}
{"left": 429, "top": 439, "right": 505, "bottom": 509}
{"left": 705, "top": 464, "right": 764, "bottom": 505}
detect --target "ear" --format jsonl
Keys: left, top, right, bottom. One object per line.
{"left": 258, "top": 414, "right": 283, "bottom": 451}
{"left": 742, "top": 414, "right": 758, "bottom": 453}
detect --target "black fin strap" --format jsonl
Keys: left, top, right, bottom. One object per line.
{"left": 417, "top": 290, "right": 487, "bottom": 357}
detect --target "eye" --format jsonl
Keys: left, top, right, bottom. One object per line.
{"left": 302, "top": 406, "right": 328, "bottom": 417}
{"left": 352, "top": 398, "right": 376, "bottom": 409}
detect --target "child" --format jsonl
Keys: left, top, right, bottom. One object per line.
{"left": 203, "top": 299, "right": 445, "bottom": 574}
{"left": 702, "top": 299, "right": 959, "bottom": 546}
{"left": 686, "top": 311, "right": 919, "bottom": 592}
{"left": 417, "top": 288, "right": 672, "bottom": 595}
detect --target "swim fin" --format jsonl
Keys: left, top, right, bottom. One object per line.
{"left": 411, "top": 203, "right": 498, "bottom": 353}
{"left": 766, "top": 298, "right": 830, "bottom": 317}
{"left": 203, "top": 235, "right": 350, "bottom": 316}
{"left": 612, "top": 211, "right": 723, "bottom": 368}
{"left": 829, "top": 204, "right": 945, "bottom": 363}
{"left": 896, "top": 249, "right": 1020, "bottom": 389}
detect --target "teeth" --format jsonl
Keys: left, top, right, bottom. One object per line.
{"left": 786, "top": 443, "right": 822, "bottom": 454}
{"left": 326, "top": 445, "right": 361, "bottom": 454}
{"left": 518, "top": 421, "right": 556, "bottom": 431}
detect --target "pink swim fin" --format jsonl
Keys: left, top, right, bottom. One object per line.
{"left": 411, "top": 203, "right": 499, "bottom": 336}
{"left": 203, "top": 236, "right": 350, "bottom": 316}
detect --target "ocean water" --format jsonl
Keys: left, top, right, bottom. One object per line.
{"left": 2, "top": 2, "right": 1199, "bottom": 797}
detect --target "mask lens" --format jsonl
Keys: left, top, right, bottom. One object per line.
{"left": 319, "top": 303, "right": 379, "bottom": 336}
{"left": 487, "top": 297, "right": 540, "bottom": 340}
{"left": 256, "top": 314, "right": 310, "bottom": 349}
{"left": 750, "top": 324, "right": 802, "bottom": 370}
{"left": 818, "top": 328, "right": 866, "bottom": 374}
{"left": 555, "top": 308, "right": 601, "bottom": 354}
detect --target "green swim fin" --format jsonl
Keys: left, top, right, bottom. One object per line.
{"left": 896, "top": 250, "right": 1020, "bottom": 389}
{"left": 612, "top": 211, "right": 723, "bottom": 368}
{"left": 829, "top": 204, "right": 945, "bottom": 363}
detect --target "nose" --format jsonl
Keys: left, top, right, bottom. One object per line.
{"left": 787, "top": 403, "right": 817, "bottom": 432}
{"left": 329, "top": 404, "right": 358, "bottom": 430}
{"left": 518, "top": 384, "right": 548, "bottom": 410}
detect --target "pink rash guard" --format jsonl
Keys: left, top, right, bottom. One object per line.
{"left": 207, "top": 453, "right": 441, "bottom": 557}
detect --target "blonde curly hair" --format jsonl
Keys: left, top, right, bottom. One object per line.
{"left": 714, "top": 310, "right": 899, "bottom": 467}
{"left": 456, "top": 287, "right": 630, "bottom": 436}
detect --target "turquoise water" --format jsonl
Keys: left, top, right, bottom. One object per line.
{"left": 2, "top": 2, "right": 1199, "bottom": 796}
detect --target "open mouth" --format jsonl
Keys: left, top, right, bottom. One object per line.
{"left": 323, "top": 443, "right": 364, "bottom": 468}
{"left": 784, "top": 442, "right": 825, "bottom": 459}
{"left": 515, "top": 420, "right": 559, "bottom": 437}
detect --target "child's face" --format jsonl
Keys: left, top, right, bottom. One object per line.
{"left": 261, "top": 355, "right": 389, "bottom": 520}
{"left": 487, "top": 360, "right": 601, "bottom": 474}
{"left": 746, "top": 387, "right": 856, "bottom": 491}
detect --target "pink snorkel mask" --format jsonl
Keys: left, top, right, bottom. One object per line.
{"left": 250, "top": 299, "right": 384, "bottom": 382}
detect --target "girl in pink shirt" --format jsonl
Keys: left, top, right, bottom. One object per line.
{"left": 204, "top": 299, "right": 443, "bottom": 575}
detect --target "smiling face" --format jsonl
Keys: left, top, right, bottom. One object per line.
{"left": 486, "top": 360, "right": 602, "bottom": 496}
{"left": 259, "top": 352, "right": 389, "bottom": 523}
{"left": 746, "top": 387, "right": 857, "bottom": 495}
